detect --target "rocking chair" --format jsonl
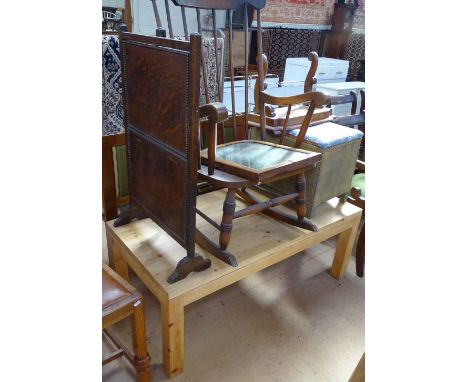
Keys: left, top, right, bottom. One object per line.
{"left": 115, "top": 0, "right": 323, "bottom": 284}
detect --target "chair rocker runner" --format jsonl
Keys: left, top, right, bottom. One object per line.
{"left": 114, "top": 0, "right": 323, "bottom": 284}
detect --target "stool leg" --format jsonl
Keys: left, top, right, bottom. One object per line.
{"left": 295, "top": 172, "right": 306, "bottom": 221}
{"left": 356, "top": 222, "right": 365, "bottom": 277}
{"left": 131, "top": 299, "right": 151, "bottom": 382}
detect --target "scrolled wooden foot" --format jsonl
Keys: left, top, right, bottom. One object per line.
{"left": 167, "top": 254, "right": 211, "bottom": 284}
{"left": 113, "top": 206, "right": 147, "bottom": 227}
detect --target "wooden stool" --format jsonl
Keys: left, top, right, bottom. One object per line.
{"left": 102, "top": 263, "right": 151, "bottom": 382}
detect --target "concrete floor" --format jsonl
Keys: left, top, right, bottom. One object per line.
{"left": 102, "top": 224, "right": 364, "bottom": 382}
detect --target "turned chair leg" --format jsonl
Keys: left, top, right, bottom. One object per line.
{"left": 219, "top": 188, "right": 237, "bottom": 250}
{"left": 356, "top": 222, "right": 365, "bottom": 277}
{"left": 295, "top": 173, "right": 306, "bottom": 221}
{"left": 131, "top": 299, "right": 151, "bottom": 382}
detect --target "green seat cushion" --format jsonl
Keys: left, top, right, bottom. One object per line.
{"left": 351, "top": 173, "right": 365, "bottom": 198}
{"left": 216, "top": 141, "right": 311, "bottom": 170}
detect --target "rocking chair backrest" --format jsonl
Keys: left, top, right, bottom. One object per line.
{"left": 119, "top": 31, "right": 201, "bottom": 256}
{"left": 151, "top": 0, "right": 267, "bottom": 141}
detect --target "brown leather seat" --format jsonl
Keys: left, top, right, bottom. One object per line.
{"left": 102, "top": 268, "right": 132, "bottom": 309}
{"left": 102, "top": 264, "right": 151, "bottom": 382}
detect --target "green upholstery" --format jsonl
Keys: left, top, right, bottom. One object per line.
{"left": 351, "top": 173, "right": 365, "bottom": 198}
{"left": 216, "top": 141, "right": 311, "bottom": 170}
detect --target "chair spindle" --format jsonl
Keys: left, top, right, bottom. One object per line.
{"left": 211, "top": 9, "right": 221, "bottom": 102}
{"left": 279, "top": 105, "right": 292, "bottom": 145}
{"left": 227, "top": 9, "right": 237, "bottom": 139}
{"left": 164, "top": 0, "right": 174, "bottom": 38}
{"left": 243, "top": 3, "right": 249, "bottom": 137}
{"left": 150, "top": 0, "right": 162, "bottom": 29}
{"left": 181, "top": 6, "right": 189, "bottom": 40}
{"left": 256, "top": 9, "right": 266, "bottom": 140}
{"left": 197, "top": 8, "right": 210, "bottom": 104}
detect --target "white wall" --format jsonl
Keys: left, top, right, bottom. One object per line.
{"left": 130, "top": 0, "right": 226, "bottom": 37}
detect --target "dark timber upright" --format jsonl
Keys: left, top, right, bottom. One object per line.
{"left": 115, "top": 32, "right": 210, "bottom": 284}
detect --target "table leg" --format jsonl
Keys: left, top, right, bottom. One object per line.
{"left": 106, "top": 228, "right": 129, "bottom": 281}
{"left": 330, "top": 215, "right": 360, "bottom": 279}
{"left": 161, "top": 296, "right": 184, "bottom": 378}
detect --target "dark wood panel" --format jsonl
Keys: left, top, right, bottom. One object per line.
{"left": 128, "top": 132, "right": 188, "bottom": 245}
{"left": 124, "top": 42, "right": 189, "bottom": 154}
{"left": 120, "top": 32, "right": 201, "bottom": 252}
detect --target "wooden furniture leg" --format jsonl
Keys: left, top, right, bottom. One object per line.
{"left": 295, "top": 172, "right": 306, "bottom": 221}
{"left": 330, "top": 215, "right": 360, "bottom": 279}
{"left": 355, "top": 222, "right": 365, "bottom": 277}
{"left": 219, "top": 188, "right": 237, "bottom": 250}
{"left": 102, "top": 263, "right": 151, "bottom": 382}
{"left": 161, "top": 296, "right": 184, "bottom": 378}
{"left": 131, "top": 300, "right": 152, "bottom": 382}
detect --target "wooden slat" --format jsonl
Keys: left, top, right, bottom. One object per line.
{"left": 227, "top": 9, "right": 237, "bottom": 138}
{"left": 150, "top": 0, "right": 162, "bottom": 29}
{"left": 197, "top": 8, "right": 210, "bottom": 104}
{"left": 211, "top": 9, "right": 221, "bottom": 101}
{"left": 256, "top": 8, "right": 266, "bottom": 140}
{"left": 164, "top": 0, "right": 174, "bottom": 38}
{"left": 243, "top": 3, "right": 249, "bottom": 137}
{"left": 181, "top": 6, "right": 189, "bottom": 40}
{"left": 102, "top": 349, "right": 124, "bottom": 365}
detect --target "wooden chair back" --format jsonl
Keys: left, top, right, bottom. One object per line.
{"left": 119, "top": 31, "right": 201, "bottom": 257}
{"left": 151, "top": 0, "right": 267, "bottom": 141}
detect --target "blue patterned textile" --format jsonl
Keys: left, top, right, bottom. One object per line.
{"left": 102, "top": 35, "right": 124, "bottom": 136}
{"left": 288, "top": 122, "right": 363, "bottom": 149}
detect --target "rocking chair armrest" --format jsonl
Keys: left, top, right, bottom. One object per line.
{"left": 199, "top": 102, "right": 229, "bottom": 124}
{"left": 199, "top": 102, "right": 228, "bottom": 176}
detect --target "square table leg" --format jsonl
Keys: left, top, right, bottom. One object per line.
{"left": 330, "top": 215, "right": 360, "bottom": 279}
{"left": 161, "top": 296, "right": 185, "bottom": 378}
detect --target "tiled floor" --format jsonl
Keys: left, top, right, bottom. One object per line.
{"left": 102, "top": 224, "right": 364, "bottom": 382}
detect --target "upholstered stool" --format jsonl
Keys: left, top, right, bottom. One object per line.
{"left": 263, "top": 122, "right": 363, "bottom": 218}
{"left": 102, "top": 263, "right": 151, "bottom": 382}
